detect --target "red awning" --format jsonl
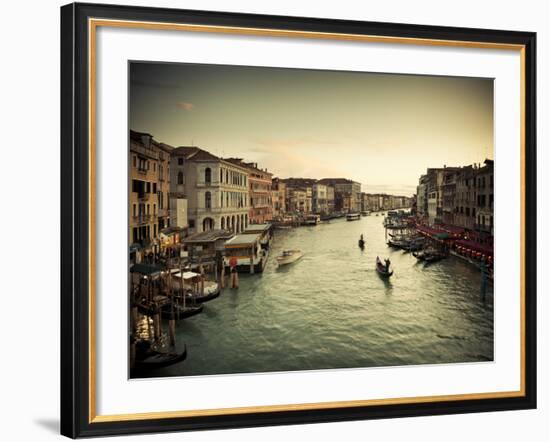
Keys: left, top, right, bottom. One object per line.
{"left": 455, "top": 239, "right": 493, "bottom": 256}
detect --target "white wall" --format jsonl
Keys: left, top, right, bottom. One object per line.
{"left": 0, "top": 0, "right": 546, "bottom": 441}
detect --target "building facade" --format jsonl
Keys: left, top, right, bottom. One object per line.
{"left": 229, "top": 160, "right": 273, "bottom": 224}
{"left": 476, "top": 159, "right": 494, "bottom": 235}
{"left": 318, "top": 178, "right": 362, "bottom": 213}
{"left": 170, "top": 147, "right": 250, "bottom": 234}
{"left": 271, "top": 178, "right": 287, "bottom": 218}
{"left": 129, "top": 130, "right": 173, "bottom": 247}
{"left": 312, "top": 183, "right": 328, "bottom": 214}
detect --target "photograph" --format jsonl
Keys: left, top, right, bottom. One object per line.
{"left": 128, "top": 61, "right": 495, "bottom": 379}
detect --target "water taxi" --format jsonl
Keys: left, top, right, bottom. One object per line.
{"left": 276, "top": 249, "right": 303, "bottom": 266}
{"left": 346, "top": 212, "right": 361, "bottom": 221}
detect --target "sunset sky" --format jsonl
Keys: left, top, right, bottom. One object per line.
{"left": 130, "top": 62, "right": 494, "bottom": 196}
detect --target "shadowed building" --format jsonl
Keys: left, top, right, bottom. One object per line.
{"left": 129, "top": 130, "right": 173, "bottom": 252}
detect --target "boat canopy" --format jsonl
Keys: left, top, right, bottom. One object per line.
{"left": 225, "top": 233, "right": 261, "bottom": 248}
{"left": 243, "top": 223, "right": 271, "bottom": 234}
{"left": 171, "top": 271, "right": 201, "bottom": 280}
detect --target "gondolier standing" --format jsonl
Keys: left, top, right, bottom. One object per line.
{"left": 385, "top": 258, "right": 391, "bottom": 272}
{"left": 229, "top": 256, "right": 239, "bottom": 289}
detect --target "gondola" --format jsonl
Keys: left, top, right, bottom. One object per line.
{"left": 134, "top": 341, "right": 187, "bottom": 369}
{"left": 376, "top": 256, "right": 393, "bottom": 277}
{"left": 160, "top": 302, "right": 204, "bottom": 320}
{"left": 358, "top": 239, "right": 365, "bottom": 249}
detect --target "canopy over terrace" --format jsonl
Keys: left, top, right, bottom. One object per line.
{"left": 454, "top": 239, "right": 494, "bottom": 258}
{"left": 416, "top": 224, "right": 451, "bottom": 240}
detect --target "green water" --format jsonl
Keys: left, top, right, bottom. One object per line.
{"left": 137, "top": 215, "right": 493, "bottom": 378}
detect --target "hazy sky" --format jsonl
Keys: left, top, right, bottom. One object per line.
{"left": 130, "top": 62, "right": 494, "bottom": 196}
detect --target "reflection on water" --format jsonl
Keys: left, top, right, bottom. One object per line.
{"left": 137, "top": 216, "right": 493, "bottom": 378}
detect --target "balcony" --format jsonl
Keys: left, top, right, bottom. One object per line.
{"left": 138, "top": 193, "right": 150, "bottom": 201}
{"left": 132, "top": 214, "right": 151, "bottom": 225}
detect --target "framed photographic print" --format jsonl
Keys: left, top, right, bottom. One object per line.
{"left": 60, "top": 2, "right": 537, "bottom": 438}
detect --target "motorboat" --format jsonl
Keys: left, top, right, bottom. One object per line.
{"left": 276, "top": 249, "right": 303, "bottom": 266}
{"left": 346, "top": 213, "right": 361, "bottom": 221}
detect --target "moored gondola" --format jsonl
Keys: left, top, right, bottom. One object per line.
{"left": 160, "top": 302, "right": 204, "bottom": 320}
{"left": 134, "top": 340, "right": 187, "bottom": 369}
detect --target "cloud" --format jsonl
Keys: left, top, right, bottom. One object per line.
{"left": 176, "top": 102, "right": 194, "bottom": 111}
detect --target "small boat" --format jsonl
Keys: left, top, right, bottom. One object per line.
{"left": 134, "top": 341, "right": 187, "bottom": 369}
{"left": 358, "top": 239, "right": 365, "bottom": 249}
{"left": 346, "top": 213, "right": 361, "bottom": 221}
{"left": 160, "top": 302, "right": 203, "bottom": 320}
{"left": 413, "top": 248, "right": 445, "bottom": 263}
{"left": 303, "top": 214, "right": 321, "bottom": 225}
{"left": 361, "top": 210, "right": 371, "bottom": 216}
{"left": 276, "top": 249, "right": 303, "bottom": 266}
{"left": 376, "top": 256, "right": 393, "bottom": 277}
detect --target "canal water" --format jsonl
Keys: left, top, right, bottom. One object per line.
{"left": 143, "top": 215, "right": 493, "bottom": 378}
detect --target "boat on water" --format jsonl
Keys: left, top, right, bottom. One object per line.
{"left": 159, "top": 302, "right": 203, "bottom": 320}
{"left": 276, "top": 249, "right": 303, "bottom": 266}
{"left": 303, "top": 214, "right": 321, "bottom": 225}
{"left": 346, "top": 213, "right": 361, "bottom": 221}
{"left": 134, "top": 341, "right": 187, "bottom": 369}
{"left": 358, "top": 234, "right": 366, "bottom": 249}
{"left": 413, "top": 248, "right": 446, "bottom": 263}
{"left": 376, "top": 256, "right": 393, "bottom": 277}
{"left": 361, "top": 210, "right": 371, "bottom": 216}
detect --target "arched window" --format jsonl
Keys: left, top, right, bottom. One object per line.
{"left": 220, "top": 168, "right": 223, "bottom": 183}
{"left": 177, "top": 171, "right": 183, "bottom": 185}
{"left": 205, "top": 191, "right": 212, "bottom": 209}
{"left": 221, "top": 217, "right": 225, "bottom": 229}
{"left": 205, "top": 167, "right": 211, "bottom": 184}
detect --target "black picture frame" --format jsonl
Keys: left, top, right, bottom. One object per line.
{"left": 61, "top": 2, "right": 537, "bottom": 438}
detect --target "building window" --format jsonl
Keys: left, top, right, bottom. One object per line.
{"left": 133, "top": 204, "right": 136, "bottom": 217}
{"left": 153, "top": 183, "right": 157, "bottom": 193}
{"left": 189, "top": 219, "right": 195, "bottom": 229}
{"left": 205, "top": 191, "right": 212, "bottom": 209}
{"left": 178, "top": 158, "right": 183, "bottom": 165}
{"left": 133, "top": 156, "right": 136, "bottom": 167}
{"left": 220, "top": 168, "right": 223, "bottom": 183}
{"left": 177, "top": 171, "right": 184, "bottom": 185}
{"left": 205, "top": 167, "right": 211, "bottom": 184}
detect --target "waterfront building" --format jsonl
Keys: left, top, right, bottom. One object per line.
{"left": 442, "top": 168, "right": 461, "bottom": 225}
{"left": 416, "top": 174, "right": 429, "bottom": 219}
{"left": 312, "top": 183, "right": 329, "bottom": 214}
{"left": 454, "top": 165, "right": 476, "bottom": 230}
{"left": 271, "top": 178, "right": 287, "bottom": 218}
{"left": 286, "top": 188, "right": 309, "bottom": 213}
{"left": 170, "top": 147, "right": 249, "bottom": 234}
{"left": 129, "top": 130, "right": 173, "bottom": 250}
{"left": 227, "top": 159, "right": 273, "bottom": 224}
{"left": 426, "top": 168, "right": 445, "bottom": 224}
{"left": 318, "top": 178, "right": 362, "bottom": 213}
{"left": 282, "top": 178, "right": 316, "bottom": 213}
{"left": 475, "top": 159, "right": 494, "bottom": 236}
{"left": 326, "top": 185, "right": 335, "bottom": 214}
